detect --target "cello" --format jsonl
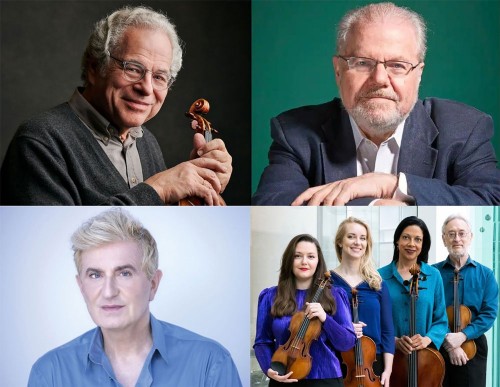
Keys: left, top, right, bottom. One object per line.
{"left": 341, "top": 288, "right": 381, "bottom": 387}
{"left": 446, "top": 269, "right": 476, "bottom": 359}
{"left": 270, "top": 271, "right": 332, "bottom": 380}
{"left": 391, "top": 264, "right": 445, "bottom": 387}
{"left": 179, "top": 98, "right": 226, "bottom": 206}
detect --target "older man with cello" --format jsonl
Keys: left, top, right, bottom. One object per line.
{"left": 434, "top": 215, "right": 499, "bottom": 387}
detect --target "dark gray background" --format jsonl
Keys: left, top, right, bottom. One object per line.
{"left": 0, "top": 0, "right": 251, "bottom": 204}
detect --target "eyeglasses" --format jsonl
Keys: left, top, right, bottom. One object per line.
{"left": 107, "top": 52, "right": 172, "bottom": 90}
{"left": 336, "top": 55, "right": 422, "bottom": 77}
{"left": 445, "top": 231, "right": 469, "bottom": 240}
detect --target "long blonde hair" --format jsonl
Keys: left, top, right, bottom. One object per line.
{"left": 334, "top": 217, "right": 382, "bottom": 291}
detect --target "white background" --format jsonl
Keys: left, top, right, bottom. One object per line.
{"left": 0, "top": 206, "right": 250, "bottom": 387}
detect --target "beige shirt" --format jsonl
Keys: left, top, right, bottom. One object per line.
{"left": 68, "top": 88, "right": 144, "bottom": 188}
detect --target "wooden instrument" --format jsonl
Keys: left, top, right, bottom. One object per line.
{"left": 392, "top": 264, "right": 445, "bottom": 387}
{"left": 341, "top": 288, "right": 381, "bottom": 387}
{"left": 179, "top": 98, "right": 226, "bottom": 206}
{"left": 270, "top": 272, "right": 332, "bottom": 380}
{"left": 446, "top": 268, "right": 476, "bottom": 359}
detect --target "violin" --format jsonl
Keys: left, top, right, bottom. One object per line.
{"left": 270, "top": 271, "right": 332, "bottom": 380}
{"left": 341, "top": 288, "right": 381, "bottom": 387}
{"left": 446, "top": 269, "right": 476, "bottom": 359}
{"left": 392, "top": 264, "right": 445, "bottom": 387}
{"left": 178, "top": 98, "right": 226, "bottom": 206}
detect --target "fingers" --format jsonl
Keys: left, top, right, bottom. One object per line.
{"left": 267, "top": 369, "right": 298, "bottom": 383}
{"left": 291, "top": 186, "right": 324, "bottom": 206}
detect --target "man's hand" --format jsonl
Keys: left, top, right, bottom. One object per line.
{"left": 447, "top": 346, "right": 469, "bottom": 366}
{"left": 443, "top": 332, "right": 467, "bottom": 351}
{"left": 144, "top": 158, "right": 226, "bottom": 205}
{"left": 191, "top": 132, "right": 232, "bottom": 192}
{"left": 291, "top": 173, "right": 398, "bottom": 206}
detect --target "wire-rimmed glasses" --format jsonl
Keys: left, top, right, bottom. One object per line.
{"left": 336, "top": 55, "right": 422, "bottom": 77}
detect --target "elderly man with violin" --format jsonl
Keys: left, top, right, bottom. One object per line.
{"left": 0, "top": 5, "right": 232, "bottom": 205}
{"left": 434, "top": 215, "right": 499, "bottom": 387}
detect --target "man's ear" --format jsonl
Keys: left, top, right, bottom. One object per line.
{"left": 149, "top": 270, "right": 163, "bottom": 301}
{"left": 86, "top": 60, "right": 100, "bottom": 86}
{"left": 332, "top": 56, "right": 342, "bottom": 83}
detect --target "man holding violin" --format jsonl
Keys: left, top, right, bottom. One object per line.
{"left": 0, "top": 5, "right": 232, "bottom": 205}
{"left": 434, "top": 215, "right": 498, "bottom": 387}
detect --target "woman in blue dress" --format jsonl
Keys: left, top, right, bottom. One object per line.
{"left": 330, "top": 217, "right": 395, "bottom": 386}
{"left": 254, "top": 234, "right": 355, "bottom": 386}
{"left": 379, "top": 216, "right": 448, "bottom": 358}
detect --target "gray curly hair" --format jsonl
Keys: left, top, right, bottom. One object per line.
{"left": 81, "top": 5, "right": 183, "bottom": 87}
{"left": 71, "top": 208, "right": 159, "bottom": 280}
{"left": 336, "top": 2, "right": 427, "bottom": 62}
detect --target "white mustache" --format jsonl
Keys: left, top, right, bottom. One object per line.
{"left": 359, "top": 90, "right": 399, "bottom": 101}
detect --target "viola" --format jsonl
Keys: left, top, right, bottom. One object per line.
{"left": 446, "top": 268, "right": 476, "bottom": 359}
{"left": 270, "top": 271, "right": 332, "bottom": 380}
{"left": 179, "top": 98, "right": 226, "bottom": 206}
{"left": 392, "top": 264, "right": 445, "bottom": 387}
{"left": 341, "top": 288, "right": 381, "bottom": 387}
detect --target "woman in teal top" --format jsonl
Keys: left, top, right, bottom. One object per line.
{"left": 379, "top": 216, "right": 448, "bottom": 355}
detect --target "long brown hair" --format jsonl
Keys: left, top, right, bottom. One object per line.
{"left": 271, "top": 234, "right": 336, "bottom": 317}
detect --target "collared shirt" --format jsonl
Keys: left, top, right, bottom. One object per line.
{"left": 379, "top": 261, "right": 449, "bottom": 349}
{"left": 349, "top": 115, "right": 404, "bottom": 176}
{"left": 68, "top": 88, "right": 144, "bottom": 188}
{"left": 349, "top": 115, "right": 414, "bottom": 203}
{"left": 433, "top": 256, "right": 499, "bottom": 339}
{"left": 28, "top": 314, "right": 242, "bottom": 387}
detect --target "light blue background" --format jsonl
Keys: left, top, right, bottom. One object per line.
{"left": 0, "top": 207, "right": 250, "bottom": 387}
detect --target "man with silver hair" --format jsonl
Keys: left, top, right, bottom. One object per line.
{"left": 433, "top": 214, "right": 498, "bottom": 387}
{"left": 253, "top": 2, "right": 499, "bottom": 205}
{"left": 1, "top": 6, "right": 231, "bottom": 205}
{"left": 28, "top": 208, "right": 242, "bottom": 386}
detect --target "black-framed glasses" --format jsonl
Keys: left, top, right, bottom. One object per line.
{"left": 336, "top": 55, "right": 422, "bottom": 77}
{"left": 107, "top": 51, "right": 172, "bottom": 90}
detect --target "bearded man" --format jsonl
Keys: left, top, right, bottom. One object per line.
{"left": 252, "top": 2, "right": 500, "bottom": 206}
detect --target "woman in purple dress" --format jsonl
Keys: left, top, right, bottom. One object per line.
{"left": 254, "top": 234, "right": 355, "bottom": 386}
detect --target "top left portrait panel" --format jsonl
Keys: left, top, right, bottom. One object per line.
{"left": 0, "top": 0, "right": 251, "bottom": 205}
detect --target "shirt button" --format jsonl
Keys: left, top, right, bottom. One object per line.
{"left": 131, "top": 177, "right": 137, "bottom": 184}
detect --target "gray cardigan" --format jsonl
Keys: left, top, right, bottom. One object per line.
{"left": 1, "top": 103, "right": 167, "bottom": 205}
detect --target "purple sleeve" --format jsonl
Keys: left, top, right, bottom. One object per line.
{"left": 253, "top": 287, "right": 276, "bottom": 374}
{"left": 322, "top": 287, "right": 356, "bottom": 352}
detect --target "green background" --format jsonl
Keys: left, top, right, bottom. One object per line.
{"left": 252, "top": 0, "right": 500, "bottom": 194}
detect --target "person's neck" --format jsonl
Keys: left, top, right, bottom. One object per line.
{"left": 450, "top": 253, "right": 468, "bottom": 270}
{"left": 102, "top": 314, "right": 153, "bottom": 360}
{"left": 295, "top": 278, "right": 312, "bottom": 290}
{"left": 336, "top": 258, "right": 361, "bottom": 276}
{"left": 397, "top": 257, "right": 418, "bottom": 272}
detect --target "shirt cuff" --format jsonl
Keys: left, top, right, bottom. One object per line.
{"left": 392, "top": 172, "right": 415, "bottom": 204}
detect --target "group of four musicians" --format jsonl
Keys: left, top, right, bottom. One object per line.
{"left": 254, "top": 215, "right": 498, "bottom": 387}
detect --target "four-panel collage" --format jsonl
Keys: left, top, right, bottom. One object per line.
{"left": 0, "top": 1, "right": 499, "bottom": 387}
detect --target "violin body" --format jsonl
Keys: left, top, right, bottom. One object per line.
{"left": 271, "top": 311, "right": 321, "bottom": 380}
{"left": 446, "top": 269, "right": 476, "bottom": 359}
{"left": 341, "top": 335, "right": 381, "bottom": 387}
{"left": 392, "top": 347, "right": 445, "bottom": 387}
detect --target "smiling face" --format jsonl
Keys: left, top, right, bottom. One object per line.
{"left": 442, "top": 218, "right": 473, "bottom": 262}
{"left": 83, "top": 26, "right": 173, "bottom": 133}
{"left": 292, "top": 241, "right": 319, "bottom": 289}
{"left": 76, "top": 240, "right": 162, "bottom": 333}
{"left": 333, "top": 17, "right": 424, "bottom": 141}
{"left": 397, "top": 225, "right": 424, "bottom": 263}
{"left": 339, "top": 222, "right": 367, "bottom": 261}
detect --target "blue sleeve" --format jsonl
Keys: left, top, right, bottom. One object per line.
{"left": 253, "top": 288, "right": 276, "bottom": 374}
{"left": 426, "top": 272, "right": 449, "bottom": 349}
{"left": 380, "top": 282, "right": 395, "bottom": 354}
{"left": 206, "top": 348, "right": 243, "bottom": 387}
{"left": 323, "top": 287, "right": 356, "bottom": 352}
{"left": 463, "top": 269, "right": 499, "bottom": 339}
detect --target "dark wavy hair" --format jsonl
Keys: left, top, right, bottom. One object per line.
{"left": 392, "top": 216, "right": 431, "bottom": 264}
{"left": 271, "top": 234, "right": 336, "bottom": 317}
